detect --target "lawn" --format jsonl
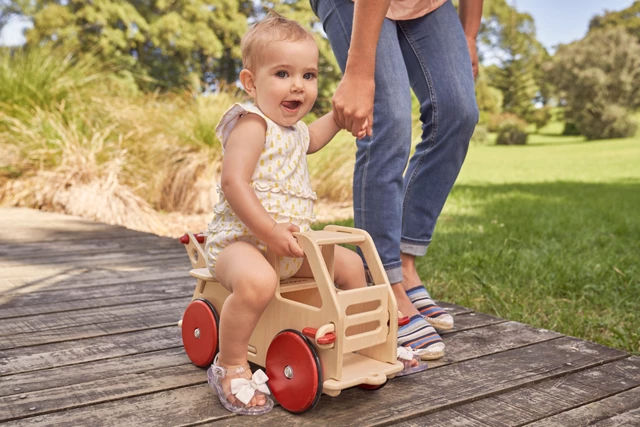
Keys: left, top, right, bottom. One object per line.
{"left": 426, "top": 132, "right": 640, "bottom": 354}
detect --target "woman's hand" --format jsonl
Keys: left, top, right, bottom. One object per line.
{"left": 466, "top": 36, "right": 479, "bottom": 79}
{"left": 332, "top": 67, "right": 375, "bottom": 138}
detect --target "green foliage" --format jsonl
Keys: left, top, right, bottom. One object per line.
{"left": 0, "top": 45, "right": 107, "bottom": 119}
{"left": 480, "top": 0, "right": 548, "bottom": 118}
{"left": 589, "top": 0, "right": 640, "bottom": 43}
{"left": 495, "top": 116, "right": 528, "bottom": 145}
{"left": 2, "top": 0, "right": 251, "bottom": 91}
{"left": 529, "top": 106, "right": 552, "bottom": 131}
{"left": 548, "top": 27, "right": 640, "bottom": 139}
{"left": 475, "top": 68, "right": 503, "bottom": 120}
{"left": 469, "top": 124, "right": 489, "bottom": 145}
{"left": 1, "top": 0, "right": 339, "bottom": 112}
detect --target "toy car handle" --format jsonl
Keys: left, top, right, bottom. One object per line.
{"left": 302, "top": 323, "right": 336, "bottom": 349}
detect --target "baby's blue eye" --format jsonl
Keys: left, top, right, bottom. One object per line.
{"left": 303, "top": 72, "right": 316, "bottom": 80}
{"left": 276, "top": 70, "right": 288, "bottom": 78}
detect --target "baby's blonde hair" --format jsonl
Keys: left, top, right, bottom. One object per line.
{"left": 241, "top": 11, "right": 315, "bottom": 71}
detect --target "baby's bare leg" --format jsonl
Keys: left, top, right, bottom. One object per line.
{"left": 292, "top": 246, "right": 365, "bottom": 290}
{"left": 215, "top": 241, "right": 277, "bottom": 407}
{"left": 333, "top": 246, "right": 366, "bottom": 290}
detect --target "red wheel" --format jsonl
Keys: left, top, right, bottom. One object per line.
{"left": 181, "top": 298, "right": 219, "bottom": 367}
{"left": 266, "top": 329, "right": 323, "bottom": 413}
{"left": 359, "top": 380, "right": 387, "bottom": 391}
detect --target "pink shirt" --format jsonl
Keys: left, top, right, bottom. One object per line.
{"left": 386, "top": 0, "right": 447, "bottom": 20}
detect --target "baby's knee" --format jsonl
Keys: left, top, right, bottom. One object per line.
{"left": 335, "top": 250, "right": 366, "bottom": 289}
{"left": 234, "top": 266, "right": 278, "bottom": 309}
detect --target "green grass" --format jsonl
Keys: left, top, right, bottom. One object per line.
{"left": 322, "top": 133, "right": 640, "bottom": 354}
{"left": 427, "top": 135, "right": 640, "bottom": 354}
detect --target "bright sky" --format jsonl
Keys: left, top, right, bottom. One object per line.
{"left": 514, "top": 0, "right": 635, "bottom": 51}
{"left": 0, "top": 1, "right": 636, "bottom": 49}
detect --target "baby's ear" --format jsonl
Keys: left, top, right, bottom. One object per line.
{"left": 239, "top": 69, "right": 256, "bottom": 97}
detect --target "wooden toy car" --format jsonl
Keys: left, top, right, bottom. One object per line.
{"left": 179, "top": 225, "right": 403, "bottom": 413}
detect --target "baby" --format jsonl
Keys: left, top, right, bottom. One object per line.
{"left": 204, "top": 12, "right": 366, "bottom": 415}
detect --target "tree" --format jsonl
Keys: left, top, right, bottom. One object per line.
{"left": 589, "top": 1, "right": 640, "bottom": 43}
{"left": 547, "top": 27, "right": 640, "bottom": 139}
{"left": 479, "top": 0, "right": 548, "bottom": 120}
{"left": 1, "top": 0, "right": 339, "bottom": 112}
{"left": 1, "top": 0, "right": 252, "bottom": 91}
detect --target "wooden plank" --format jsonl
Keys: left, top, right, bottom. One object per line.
{"left": 8, "top": 383, "right": 235, "bottom": 426}
{"left": 0, "top": 278, "right": 192, "bottom": 318}
{"left": 0, "top": 326, "right": 181, "bottom": 376}
{"left": 529, "top": 386, "right": 640, "bottom": 426}
{"left": 236, "top": 337, "right": 626, "bottom": 426}
{"left": 0, "top": 208, "right": 152, "bottom": 243}
{"left": 429, "top": 320, "right": 561, "bottom": 368}
{"left": 0, "top": 348, "right": 188, "bottom": 398}
{"left": 1, "top": 266, "right": 189, "bottom": 295}
{"left": 438, "top": 301, "right": 473, "bottom": 316}
{"left": 0, "top": 234, "right": 179, "bottom": 258}
{"left": 0, "top": 261, "right": 189, "bottom": 296}
{"left": 0, "top": 298, "right": 187, "bottom": 350}
{"left": 440, "top": 311, "right": 505, "bottom": 334}
{"left": 394, "top": 356, "right": 640, "bottom": 427}
{"left": 0, "top": 364, "right": 207, "bottom": 422}
{"left": 0, "top": 249, "right": 185, "bottom": 270}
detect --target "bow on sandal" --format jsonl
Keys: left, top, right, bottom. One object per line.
{"left": 230, "top": 369, "right": 271, "bottom": 405}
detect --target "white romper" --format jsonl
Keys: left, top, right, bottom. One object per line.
{"left": 205, "top": 103, "right": 317, "bottom": 279}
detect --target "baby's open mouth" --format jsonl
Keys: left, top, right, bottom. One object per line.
{"left": 282, "top": 100, "right": 302, "bottom": 110}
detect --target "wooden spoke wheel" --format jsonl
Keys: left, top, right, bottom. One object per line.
{"left": 181, "top": 298, "right": 219, "bottom": 367}
{"left": 266, "top": 329, "right": 323, "bottom": 413}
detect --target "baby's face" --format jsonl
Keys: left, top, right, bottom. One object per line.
{"left": 249, "top": 38, "right": 319, "bottom": 127}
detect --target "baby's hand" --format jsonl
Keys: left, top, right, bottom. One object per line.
{"left": 266, "top": 223, "right": 304, "bottom": 258}
{"left": 355, "top": 118, "right": 370, "bottom": 139}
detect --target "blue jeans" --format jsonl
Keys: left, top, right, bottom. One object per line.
{"left": 310, "top": 0, "right": 478, "bottom": 284}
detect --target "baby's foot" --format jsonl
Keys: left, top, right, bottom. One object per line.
{"left": 396, "top": 346, "right": 429, "bottom": 377}
{"left": 207, "top": 355, "right": 274, "bottom": 415}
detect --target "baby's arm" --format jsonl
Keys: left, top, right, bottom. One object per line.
{"left": 221, "top": 113, "right": 304, "bottom": 258}
{"left": 307, "top": 111, "right": 340, "bottom": 153}
{"left": 308, "top": 111, "right": 367, "bottom": 153}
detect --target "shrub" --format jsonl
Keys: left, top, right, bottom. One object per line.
{"left": 562, "top": 121, "right": 581, "bottom": 136}
{"left": 487, "top": 112, "right": 524, "bottom": 132}
{"left": 530, "top": 106, "right": 553, "bottom": 131}
{"left": 576, "top": 104, "right": 638, "bottom": 140}
{"left": 495, "top": 115, "right": 528, "bottom": 145}
{"left": 470, "top": 124, "right": 489, "bottom": 145}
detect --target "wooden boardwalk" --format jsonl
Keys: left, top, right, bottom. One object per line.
{"left": 1, "top": 207, "right": 639, "bottom": 426}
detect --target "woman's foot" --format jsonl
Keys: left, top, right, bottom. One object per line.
{"left": 397, "top": 314, "right": 445, "bottom": 360}
{"left": 406, "top": 285, "right": 454, "bottom": 331}
{"left": 207, "top": 355, "right": 273, "bottom": 415}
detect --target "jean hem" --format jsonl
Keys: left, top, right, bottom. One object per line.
{"left": 400, "top": 241, "right": 428, "bottom": 257}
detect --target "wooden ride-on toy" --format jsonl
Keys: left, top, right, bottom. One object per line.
{"left": 179, "top": 225, "right": 403, "bottom": 413}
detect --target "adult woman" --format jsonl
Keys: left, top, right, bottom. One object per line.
{"left": 310, "top": 0, "right": 483, "bottom": 358}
